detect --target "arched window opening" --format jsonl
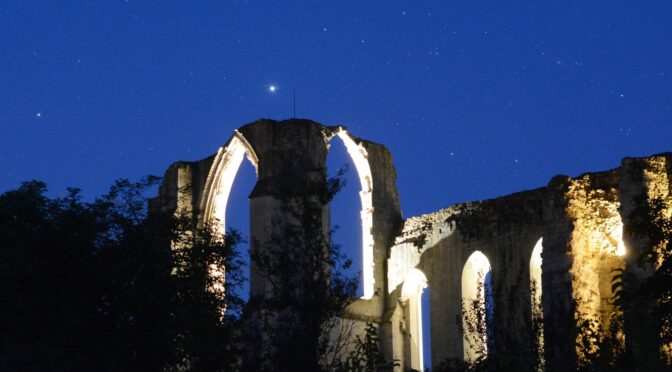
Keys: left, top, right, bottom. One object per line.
{"left": 401, "top": 269, "right": 429, "bottom": 371}
{"left": 328, "top": 128, "right": 375, "bottom": 299}
{"left": 327, "top": 136, "right": 363, "bottom": 297}
{"left": 201, "top": 133, "right": 259, "bottom": 309}
{"left": 224, "top": 156, "right": 256, "bottom": 302}
{"left": 530, "top": 238, "right": 545, "bottom": 370}
{"left": 461, "top": 251, "right": 493, "bottom": 363}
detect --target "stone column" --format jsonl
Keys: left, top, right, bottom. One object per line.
{"left": 619, "top": 154, "right": 672, "bottom": 369}
{"left": 239, "top": 120, "right": 332, "bottom": 370}
{"left": 543, "top": 170, "right": 625, "bottom": 371}
{"left": 542, "top": 176, "right": 578, "bottom": 371}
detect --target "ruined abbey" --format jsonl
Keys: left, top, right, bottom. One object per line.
{"left": 152, "top": 118, "right": 672, "bottom": 371}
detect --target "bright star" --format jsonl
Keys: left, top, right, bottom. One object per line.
{"left": 268, "top": 85, "right": 277, "bottom": 93}
{"left": 36, "top": 112, "right": 42, "bottom": 118}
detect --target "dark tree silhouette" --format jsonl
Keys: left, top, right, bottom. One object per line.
{"left": 0, "top": 178, "right": 246, "bottom": 371}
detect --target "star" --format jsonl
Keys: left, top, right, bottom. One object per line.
{"left": 36, "top": 112, "right": 42, "bottom": 118}
{"left": 268, "top": 85, "right": 277, "bottom": 93}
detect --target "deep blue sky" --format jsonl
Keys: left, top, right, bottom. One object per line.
{"left": 2, "top": 1, "right": 671, "bottom": 216}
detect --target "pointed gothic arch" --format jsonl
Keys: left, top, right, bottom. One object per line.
{"left": 200, "top": 130, "right": 259, "bottom": 235}
{"left": 328, "top": 127, "right": 375, "bottom": 299}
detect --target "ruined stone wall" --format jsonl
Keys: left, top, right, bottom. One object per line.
{"left": 542, "top": 170, "right": 625, "bottom": 371}
{"left": 386, "top": 153, "right": 670, "bottom": 371}
{"left": 619, "top": 153, "right": 672, "bottom": 369}
{"left": 152, "top": 119, "right": 671, "bottom": 371}
{"left": 385, "top": 189, "right": 545, "bottom": 370}
{"left": 152, "top": 119, "right": 402, "bottom": 366}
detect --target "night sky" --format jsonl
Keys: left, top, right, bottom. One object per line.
{"left": 2, "top": 1, "right": 671, "bottom": 365}
{"left": 2, "top": 1, "right": 671, "bottom": 214}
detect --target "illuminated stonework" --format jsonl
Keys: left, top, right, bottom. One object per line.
{"left": 331, "top": 128, "right": 375, "bottom": 299}
{"left": 152, "top": 119, "right": 671, "bottom": 370}
{"left": 201, "top": 131, "right": 258, "bottom": 236}
{"left": 399, "top": 268, "right": 428, "bottom": 371}
{"left": 530, "top": 239, "right": 544, "bottom": 368}
{"left": 461, "top": 251, "right": 492, "bottom": 362}
{"left": 564, "top": 174, "right": 626, "bottom": 343}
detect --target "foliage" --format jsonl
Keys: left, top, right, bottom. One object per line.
{"left": 333, "top": 323, "right": 398, "bottom": 372}
{"left": 243, "top": 165, "right": 367, "bottom": 371}
{"left": 434, "top": 265, "right": 544, "bottom": 372}
{"left": 530, "top": 280, "right": 545, "bottom": 372}
{"left": 0, "top": 178, "right": 245, "bottom": 371}
{"left": 433, "top": 272, "right": 492, "bottom": 372}
{"left": 462, "top": 282, "right": 492, "bottom": 367}
{"left": 629, "top": 196, "right": 672, "bottom": 356}
{"left": 611, "top": 194, "right": 672, "bottom": 367}
{"left": 569, "top": 192, "right": 672, "bottom": 371}
{"left": 573, "top": 311, "right": 628, "bottom": 372}
{"left": 0, "top": 167, "right": 396, "bottom": 371}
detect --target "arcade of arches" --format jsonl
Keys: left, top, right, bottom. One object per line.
{"left": 153, "top": 119, "right": 672, "bottom": 371}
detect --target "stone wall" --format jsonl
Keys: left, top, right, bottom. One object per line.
{"left": 619, "top": 153, "right": 672, "bottom": 369}
{"left": 152, "top": 119, "right": 672, "bottom": 370}
{"left": 386, "top": 189, "right": 545, "bottom": 370}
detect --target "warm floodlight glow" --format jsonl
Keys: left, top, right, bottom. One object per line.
{"left": 616, "top": 236, "right": 626, "bottom": 256}
{"left": 334, "top": 128, "right": 375, "bottom": 299}
{"left": 530, "top": 238, "right": 543, "bottom": 305}
{"left": 531, "top": 239, "right": 543, "bottom": 270}
{"left": 530, "top": 239, "right": 543, "bottom": 306}
{"left": 611, "top": 221, "right": 627, "bottom": 257}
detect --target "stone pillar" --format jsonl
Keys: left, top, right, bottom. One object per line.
{"left": 238, "top": 120, "right": 332, "bottom": 370}
{"left": 363, "top": 140, "right": 402, "bottom": 309}
{"left": 543, "top": 170, "right": 625, "bottom": 371}
{"left": 150, "top": 161, "right": 196, "bottom": 217}
{"left": 619, "top": 154, "right": 672, "bottom": 368}
{"left": 542, "top": 176, "right": 578, "bottom": 371}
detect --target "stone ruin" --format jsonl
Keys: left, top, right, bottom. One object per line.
{"left": 152, "top": 118, "right": 672, "bottom": 371}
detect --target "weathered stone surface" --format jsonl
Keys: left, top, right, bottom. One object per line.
{"left": 153, "top": 119, "right": 671, "bottom": 370}
{"left": 619, "top": 153, "right": 672, "bottom": 369}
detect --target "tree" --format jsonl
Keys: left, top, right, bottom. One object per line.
{"left": 241, "top": 166, "right": 362, "bottom": 371}
{"left": 434, "top": 265, "right": 543, "bottom": 372}
{"left": 0, "top": 169, "right": 396, "bottom": 371}
{"left": 0, "top": 178, "right": 247, "bottom": 371}
{"left": 610, "top": 194, "right": 672, "bottom": 368}
{"left": 0, "top": 181, "right": 113, "bottom": 370}
{"left": 333, "top": 322, "right": 398, "bottom": 372}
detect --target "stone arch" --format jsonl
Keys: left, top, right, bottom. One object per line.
{"left": 461, "top": 250, "right": 493, "bottom": 362}
{"left": 328, "top": 127, "right": 375, "bottom": 299}
{"left": 200, "top": 130, "right": 259, "bottom": 235}
{"left": 400, "top": 268, "right": 429, "bottom": 371}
